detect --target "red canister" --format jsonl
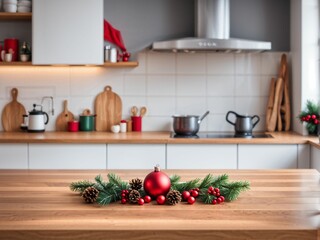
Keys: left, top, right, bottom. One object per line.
{"left": 68, "top": 121, "right": 79, "bottom": 132}
{"left": 132, "top": 116, "right": 142, "bottom": 132}
{"left": 4, "top": 39, "right": 19, "bottom": 61}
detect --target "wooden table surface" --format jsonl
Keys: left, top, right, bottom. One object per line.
{"left": 0, "top": 169, "right": 319, "bottom": 240}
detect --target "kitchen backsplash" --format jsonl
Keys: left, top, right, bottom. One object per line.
{"left": 0, "top": 51, "right": 285, "bottom": 132}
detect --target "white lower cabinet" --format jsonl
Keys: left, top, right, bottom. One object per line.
{"left": 107, "top": 144, "right": 166, "bottom": 169}
{"left": 29, "top": 144, "right": 106, "bottom": 169}
{"left": 0, "top": 144, "right": 28, "bottom": 169}
{"left": 167, "top": 144, "right": 237, "bottom": 169}
{"left": 238, "top": 144, "right": 298, "bottom": 169}
{"left": 310, "top": 146, "right": 320, "bottom": 171}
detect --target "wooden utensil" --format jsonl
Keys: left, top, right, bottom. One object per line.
{"left": 267, "top": 77, "right": 283, "bottom": 132}
{"left": 279, "top": 54, "right": 291, "bottom": 131}
{"left": 266, "top": 78, "right": 275, "bottom": 131}
{"left": 277, "top": 78, "right": 284, "bottom": 131}
{"left": 55, "top": 100, "right": 74, "bottom": 131}
{"left": 94, "top": 86, "right": 122, "bottom": 132}
{"left": 1, "top": 88, "right": 26, "bottom": 132}
{"left": 131, "top": 106, "right": 138, "bottom": 116}
{"left": 140, "top": 107, "right": 147, "bottom": 117}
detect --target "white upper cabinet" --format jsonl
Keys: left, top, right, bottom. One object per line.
{"left": 32, "top": 0, "right": 103, "bottom": 65}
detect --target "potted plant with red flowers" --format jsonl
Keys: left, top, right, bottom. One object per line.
{"left": 298, "top": 100, "right": 320, "bottom": 135}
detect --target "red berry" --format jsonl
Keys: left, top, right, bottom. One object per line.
{"left": 217, "top": 198, "right": 222, "bottom": 204}
{"left": 182, "top": 191, "right": 191, "bottom": 200}
{"left": 208, "top": 186, "right": 214, "bottom": 191}
{"left": 212, "top": 199, "right": 217, "bottom": 205}
{"left": 138, "top": 198, "right": 145, "bottom": 205}
{"left": 220, "top": 196, "right": 225, "bottom": 201}
{"left": 144, "top": 195, "right": 152, "bottom": 203}
{"left": 212, "top": 191, "right": 217, "bottom": 196}
{"left": 121, "top": 193, "right": 126, "bottom": 197}
{"left": 125, "top": 190, "right": 129, "bottom": 194}
{"left": 314, "top": 119, "right": 319, "bottom": 124}
{"left": 214, "top": 188, "right": 220, "bottom": 193}
{"left": 191, "top": 190, "right": 199, "bottom": 198}
{"left": 121, "top": 198, "right": 127, "bottom": 204}
{"left": 122, "top": 56, "right": 129, "bottom": 62}
{"left": 187, "top": 196, "right": 196, "bottom": 204}
{"left": 312, "top": 114, "right": 317, "bottom": 119}
{"left": 195, "top": 188, "right": 200, "bottom": 192}
{"left": 156, "top": 195, "right": 166, "bottom": 205}
{"left": 216, "top": 192, "right": 220, "bottom": 197}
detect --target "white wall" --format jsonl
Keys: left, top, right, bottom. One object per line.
{"left": 0, "top": 51, "right": 284, "bottom": 132}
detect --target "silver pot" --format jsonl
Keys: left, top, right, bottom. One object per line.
{"left": 172, "top": 111, "right": 210, "bottom": 135}
{"left": 226, "top": 111, "right": 260, "bottom": 135}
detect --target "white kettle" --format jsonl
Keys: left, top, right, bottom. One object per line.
{"left": 28, "top": 104, "right": 49, "bottom": 132}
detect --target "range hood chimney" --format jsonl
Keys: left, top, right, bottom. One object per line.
{"left": 151, "top": 0, "right": 271, "bottom": 52}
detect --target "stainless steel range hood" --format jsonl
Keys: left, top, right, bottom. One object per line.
{"left": 151, "top": 0, "right": 271, "bottom": 52}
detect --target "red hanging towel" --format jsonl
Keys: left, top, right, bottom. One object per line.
{"left": 104, "top": 19, "right": 127, "bottom": 52}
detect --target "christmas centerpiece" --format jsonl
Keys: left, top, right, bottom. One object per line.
{"left": 70, "top": 166, "right": 250, "bottom": 206}
{"left": 298, "top": 100, "right": 320, "bottom": 135}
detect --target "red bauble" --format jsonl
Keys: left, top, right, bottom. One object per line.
{"left": 187, "top": 196, "right": 196, "bottom": 204}
{"left": 156, "top": 195, "right": 166, "bottom": 205}
{"left": 144, "top": 195, "right": 152, "bottom": 203}
{"left": 143, "top": 166, "right": 171, "bottom": 199}
{"left": 182, "top": 191, "right": 191, "bottom": 200}
{"left": 138, "top": 198, "right": 145, "bottom": 205}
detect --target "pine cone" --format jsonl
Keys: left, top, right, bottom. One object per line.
{"left": 166, "top": 190, "right": 182, "bottom": 205}
{"left": 128, "top": 189, "right": 141, "bottom": 203}
{"left": 82, "top": 186, "right": 99, "bottom": 203}
{"left": 129, "top": 178, "right": 143, "bottom": 190}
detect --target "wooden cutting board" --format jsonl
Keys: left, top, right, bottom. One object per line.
{"left": 1, "top": 88, "right": 26, "bottom": 132}
{"left": 279, "top": 54, "right": 291, "bottom": 131}
{"left": 267, "top": 77, "right": 283, "bottom": 132}
{"left": 266, "top": 78, "right": 275, "bottom": 131}
{"left": 94, "top": 86, "right": 122, "bottom": 132}
{"left": 55, "top": 100, "right": 74, "bottom": 131}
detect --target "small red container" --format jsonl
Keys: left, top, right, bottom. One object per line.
{"left": 4, "top": 39, "right": 19, "bottom": 62}
{"left": 68, "top": 121, "right": 79, "bottom": 132}
{"left": 132, "top": 116, "right": 142, "bottom": 132}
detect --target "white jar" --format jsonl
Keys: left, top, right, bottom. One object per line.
{"left": 120, "top": 122, "right": 127, "bottom": 133}
{"left": 104, "top": 45, "right": 110, "bottom": 62}
{"left": 110, "top": 48, "right": 117, "bottom": 63}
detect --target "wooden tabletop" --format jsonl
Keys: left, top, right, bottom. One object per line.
{"left": 0, "top": 169, "right": 319, "bottom": 240}
{"left": 0, "top": 131, "right": 318, "bottom": 147}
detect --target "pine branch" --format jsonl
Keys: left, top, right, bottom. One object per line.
{"left": 107, "top": 173, "right": 128, "bottom": 191}
{"left": 210, "top": 174, "right": 229, "bottom": 188}
{"left": 198, "top": 174, "right": 214, "bottom": 190}
{"left": 170, "top": 174, "right": 181, "bottom": 186}
{"left": 199, "top": 193, "right": 215, "bottom": 204}
{"left": 221, "top": 181, "right": 250, "bottom": 201}
{"left": 70, "top": 180, "right": 94, "bottom": 192}
{"left": 97, "top": 190, "right": 113, "bottom": 205}
{"left": 94, "top": 175, "right": 108, "bottom": 191}
{"left": 171, "top": 178, "right": 200, "bottom": 192}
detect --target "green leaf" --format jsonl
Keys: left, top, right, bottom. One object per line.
{"left": 171, "top": 178, "right": 200, "bottom": 193}
{"left": 210, "top": 174, "right": 229, "bottom": 187}
{"left": 199, "top": 193, "right": 215, "bottom": 204}
{"left": 107, "top": 173, "right": 128, "bottom": 190}
{"left": 222, "top": 181, "right": 250, "bottom": 201}
{"left": 97, "top": 191, "right": 113, "bottom": 205}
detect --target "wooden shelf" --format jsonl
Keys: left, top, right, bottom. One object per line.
{"left": 0, "top": 61, "right": 32, "bottom": 66}
{"left": 103, "top": 61, "right": 139, "bottom": 67}
{"left": 0, "top": 12, "right": 32, "bottom": 21}
{"left": 0, "top": 61, "right": 139, "bottom": 67}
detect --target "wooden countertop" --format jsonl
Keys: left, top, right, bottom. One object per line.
{"left": 0, "top": 131, "right": 319, "bottom": 147}
{"left": 0, "top": 169, "right": 319, "bottom": 240}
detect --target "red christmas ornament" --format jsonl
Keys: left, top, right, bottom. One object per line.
{"left": 182, "top": 191, "right": 191, "bottom": 200}
{"left": 144, "top": 195, "right": 152, "bottom": 203}
{"left": 187, "top": 196, "right": 196, "bottom": 204}
{"left": 156, "top": 195, "right": 166, "bottom": 205}
{"left": 143, "top": 165, "right": 171, "bottom": 199}
{"left": 138, "top": 198, "right": 145, "bottom": 205}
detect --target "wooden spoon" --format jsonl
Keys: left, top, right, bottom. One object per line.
{"left": 131, "top": 106, "right": 138, "bottom": 116}
{"left": 140, "top": 107, "right": 147, "bottom": 117}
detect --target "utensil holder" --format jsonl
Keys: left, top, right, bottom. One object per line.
{"left": 132, "top": 116, "right": 142, "bottom": 132}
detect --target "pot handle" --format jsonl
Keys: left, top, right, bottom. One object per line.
{"left": 198, "top": 111, "right": 210, "bottom": 124}
{"left": 44, "top": 112, "right": 49, "bottom": 125}
{"left": 252, "top": 115, "right": 260, "bottom": 128}
{"left": 226, "top": 111, "right": 237, "bottom": 126}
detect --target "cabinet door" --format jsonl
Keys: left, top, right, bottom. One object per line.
{"left": 32, "top": 0, "right": 103, "bottom": 65}
{"left": 310, "top": 146, "right": 320, "bottom": 172}
{"left": 107, "top": 144, "right": 166, "bottom": 169}
{"left": 238, "top": 144, "right": 298, "bottom": 169}
{"left": 0, "top": 144, "right": 28, "bottom": 169}
{"left": 167, "top": 144, "right": 237, "bottom": 169}
{"left": 29, "top": 144, "right": 106, "bottom": 169}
